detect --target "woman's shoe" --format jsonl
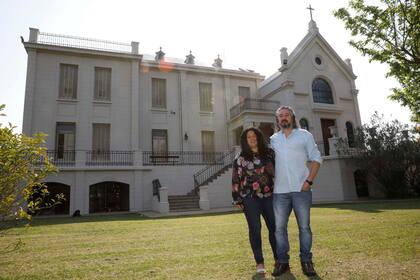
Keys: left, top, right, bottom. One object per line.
{"left": 256, "top": 263, "right": 266, "bottom": 274}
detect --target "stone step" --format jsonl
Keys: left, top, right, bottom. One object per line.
{"left": 168, "top": 195, "right": 199, "bottom": 199}
{"left": 168, "top": 194, "right": 200, "bottom": 212}
{"left": 170, "top": 207, "right": 201, "bottom": 212}
{"left": 169, "top": 202, "right": 200, "bottom": 208}
{"left": 169, "top": 202, "right": 199, "bottom": 206}
{"left": 169, "top": 205, "right": 200, "bottom": 211}
{"left": 168, "top": 199, "right": 200, "bottom": 204}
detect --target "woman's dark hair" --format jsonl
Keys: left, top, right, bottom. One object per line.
{"left": 240, "top": 127, "right": 269, "bottom": 161}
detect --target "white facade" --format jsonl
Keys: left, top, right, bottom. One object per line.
{"left": 22, "top": 21, "right": 369, "bottom": 216}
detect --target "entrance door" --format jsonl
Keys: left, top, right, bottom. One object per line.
{"left": 321, "top": 119, "right": 335, "bottom": 156}
{"left": 201, "top": 131, "right": 215, "bottom": 162}
{"left": 259, "top": 123, "right": 274, "bottom": 144}
{"left": 234, "top": 126, "right": 243, "bottom": 146}
{"left": 89, "top": 182, "right": 129, "bottom": 213}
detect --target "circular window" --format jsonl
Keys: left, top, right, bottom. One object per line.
{"left": 315, "top": 57, "right": 322, "bottom": 65}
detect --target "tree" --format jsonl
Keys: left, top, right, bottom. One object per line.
{"left": 338, "top": 112, "right": 419, "bottom": 198}
{"left": 0, "top": 104, "right": 59, "bottom": 229}
{"left": 334, "top": 0, "right": 420, "bottom": 123}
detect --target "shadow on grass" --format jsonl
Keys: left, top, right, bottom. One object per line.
{"left": 269, "top": 271, "right": 297, "bottom": 279}
{"left": 270, "top": 270, "right": 323, "bottom": 280}
{"left": 314, "top": 198, "right": 420, "bottom": 213}
{"left": 27, "top": 213, "right": 148, "bottom": 227}
{"left": 25, "top": 210, "right": 241, "bottom": 227}
{"left": 12, "top": 199, "right": 420, "bottom": 228}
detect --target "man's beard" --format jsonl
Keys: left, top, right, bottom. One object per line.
{"left": 280, "top": 120, "right": 291, "bottom": 129}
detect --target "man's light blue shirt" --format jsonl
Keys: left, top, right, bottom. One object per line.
{"left": 270, "top": 128, "right": 322, "bottom": 194}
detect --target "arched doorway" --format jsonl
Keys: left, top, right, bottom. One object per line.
{"left": 29, "top": 182, "right": 71, "bottom": 215}
{"left": 89, "top": 181, "right": 129, "bottom": 213}
{"left": 259, "top": 123, "right": 274, "bottom": 144}
{"left": 354, "top": 170, "right": 369, "bottom": 197}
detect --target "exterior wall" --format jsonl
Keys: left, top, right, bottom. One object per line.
{"left": 144, "top": 165, "right": 203, "bottom": 195}
{"left": 44, "top": 165, "right": 219, "bottom": 215}
{"left": 45, "top": 169, "right": 150, "bottom": 215}
{"left": 229, "top": 77, "right": 259, "bottom": 106}
{"left": 31, "top": 51, "right": 134, "bottom": 151}
{"left": 313, "top": 157, "right": 359, "bottom": 202}
{"left": 139, "top": 67, "right": 261, "bottom": 153}
{"left": 140, "top": 68, "right": 183, "bottom": 151}
{"left": 207, "top": 168, "right": 233, "bottom": 208}
{"left": 258, "top": 73, "right": 286, "bottom": 99}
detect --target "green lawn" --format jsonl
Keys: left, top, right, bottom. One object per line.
{"left": 1, "top": 200, "right": 419, "bottom": 280}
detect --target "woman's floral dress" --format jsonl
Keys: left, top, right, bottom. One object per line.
{"left": 232, "top": 148, "right": 275, "bottom": 205}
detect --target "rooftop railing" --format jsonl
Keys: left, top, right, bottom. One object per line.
{"left": 230, "top": 98, "right": 280, "bottom": 119}
{"left": 36, "top": 31, "right": 134, "bottom": 53}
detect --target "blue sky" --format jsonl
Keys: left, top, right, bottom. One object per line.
{"left": 0, "top": 0, "right": 412, "bottom": 132}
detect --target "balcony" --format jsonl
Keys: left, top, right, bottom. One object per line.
{"left": 46, "top": 150, "right": 76, "bottom": 167}
{"left": 142, "top": 151, "right": 226, "bottom": 166}
{"left": 42, "top": 150, "right": 229, "bottom": 168}
{"left": 86, "top": 151, "right": 133, "bottom": 166}
{"left": 44, "top": 150, "right": 134, "bottom": 168}
{"left": 230, "top": 98, "right": 280, "bottom": 120}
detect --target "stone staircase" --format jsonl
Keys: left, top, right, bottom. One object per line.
{"left": 200, "top": 164, "right": 232, "bottom": 186}
{"left": 167, "top": 148, "right": 237, "bottom": 212}
{"left": 168, "top": 194, "right": 200, "bottom": 212}
{"left": 167, "top": 165, "right": 232, "bottom": 212}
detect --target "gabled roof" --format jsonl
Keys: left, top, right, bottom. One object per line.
{"left": 283, "top": 21, "right": 356, "bottom": 79}
{"left": 261, "top": 21, "right": 356, "bottom": 87}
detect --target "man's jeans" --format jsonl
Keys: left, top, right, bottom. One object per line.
{"left": 273, "top": 191, "right": 313, "bottom": 263}
{"left": 242, "top": 196, "right": 277, "bottom": 264}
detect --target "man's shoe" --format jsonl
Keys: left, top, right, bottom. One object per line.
{"left": 271, "top": 262, "right": 290, "bottom": 277}
{"left": 301, "top": 261, "right": 317, "bottom": 277}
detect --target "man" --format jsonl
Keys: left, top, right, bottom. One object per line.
{"left": 270, "top": 106, "right": 322, "bottom": 277}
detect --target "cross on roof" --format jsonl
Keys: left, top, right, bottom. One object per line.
{"left": 307, "top": 4, "right": 315, "bottom": 21}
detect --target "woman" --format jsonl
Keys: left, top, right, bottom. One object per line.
{"left": 232, "top": 127, "right": 277, "bottom": 274}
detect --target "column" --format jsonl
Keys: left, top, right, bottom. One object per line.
{"left": 179, "top": 71, "right": 188, "bottom": 151}
{"left": 131, "top": 60, "right": 140, "bottom": 151}
{"left": 199, "top": 185, "right": 210, "bottom": 210}
{"left": 223, "top": 76, "right": 231, "bottom": 149}
{"left": 22, "top": 49, "right": 37, "bottom": 135}
{"left": 158, "top": 187, "right": 169, "bottom": 213}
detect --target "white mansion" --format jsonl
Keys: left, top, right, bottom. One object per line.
{"left": 22, "top": 20, "right": 375, "bottom": 216}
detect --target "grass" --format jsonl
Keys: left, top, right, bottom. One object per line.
{"left": 0, "top": 200, "right": 419, "bottom": 280}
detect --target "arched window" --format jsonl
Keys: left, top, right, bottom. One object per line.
{"left": 312, "top": 78, "right": 333, "bottom": 104}
{"left": 299, "top": 118, "right": 309, "bottom": 131}
{"left": 354, "top": 170, "right": 369, "bottom": 197}
{"left": 28, "top": 182, "right": 71, "bottom": 215}
{"left": 89, "top": 181, "right": 129, "bottom": 213}
{"left": 346, "top": 121, "right": 355, "bottom": 147}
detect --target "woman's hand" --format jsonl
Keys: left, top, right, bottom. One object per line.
{"left": 235, "top": 203, "right": 244, "bottom": 210}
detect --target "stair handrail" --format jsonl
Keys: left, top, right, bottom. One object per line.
{"left": 193, "top": 148, "right": 237, "bottom": 190}
{"left": 152, "top": 179, "right": 162, "bottom": 201}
